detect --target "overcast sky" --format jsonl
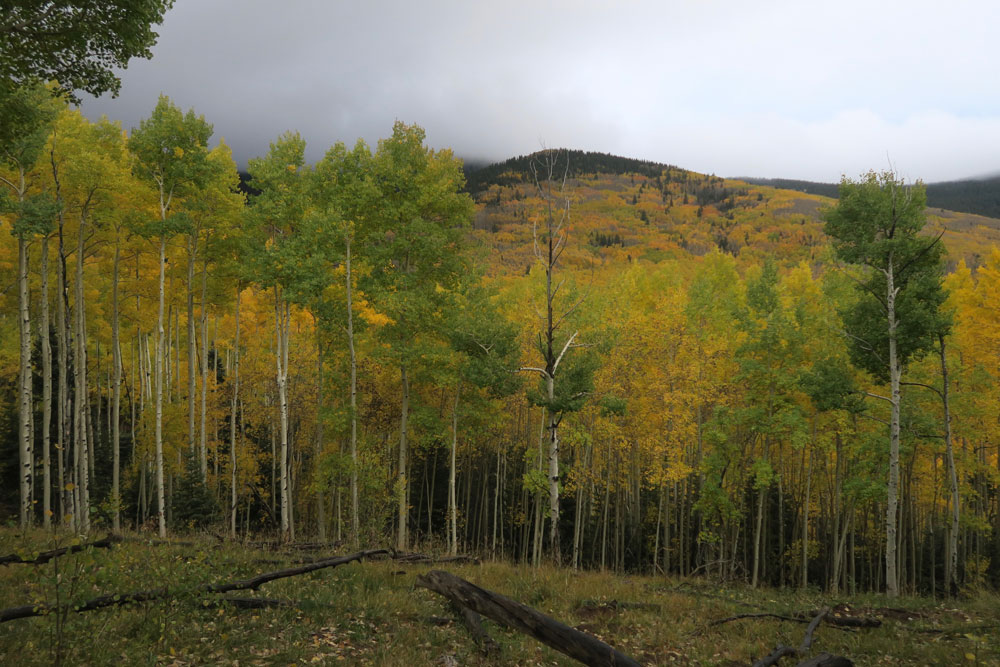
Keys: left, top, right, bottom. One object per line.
{"left": 79, "top": 0, "right": 1000, "bottom": 183}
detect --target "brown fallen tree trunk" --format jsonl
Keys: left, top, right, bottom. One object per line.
{"left": 0, "top": 535, "right": 122, "bottom": 566}
{"left": 0, "top": 549, "right": 386, "bottom": 623}
{"left": 416, "top": 569, "right": 639, "bottom": 667}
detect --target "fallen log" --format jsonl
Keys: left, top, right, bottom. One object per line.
{"left": 0, "top": 549, "right": 386, "bottom": 623}
{"left": 416, "top": 569, "right": 639, "bottom": 667}
{"left": 0, "top": 534, "right": 121, "bottom": 566}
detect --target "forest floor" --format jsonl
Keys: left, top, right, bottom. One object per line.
{"left": 0, "top": 529, "right": 997, "bottom": 666}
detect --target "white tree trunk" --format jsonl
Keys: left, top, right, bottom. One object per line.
{"left": 155, "top": 235, "right": 167, "bottom": 538}
{"left": 111, "top": 238, "right": 122, "bottom": 533}
{"left": 199, "top": 255, "right": 209, "bottom": 481}
{"left": 449, "top": 384, "right": 461, "bottom": 555}
{"left": 187, "top": 236, "right": 197, "bottom": 462}
{"left": 275, "top": 290, "right": 291, "bottom": 540}
{"left": 940, "top": 335, "right": 959, "bottom": 595}
{"left": 230, "top": 288, "right": 241, "bottom": 537}
{"left": 546, "top": 375, "right": 561, "bottom": 560}
{"left": 886, "top": 254, "right": 900, "bottom": 598}
{"left": 75, "top": 215, "right": 90, "bottom": 534}
{"left": 346, "top": 239, "right": 359, "bottom": 547}
{"left": 18, "top": 234, "right": 32, "bottom": 529}
{"left": 41, "top": 234, "right": 52, "bottom": 529}
{"left": 397, "top": 364, "right": 410, "bottom": 551}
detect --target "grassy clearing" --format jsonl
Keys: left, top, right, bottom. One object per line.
{"left": 0, "top": 529, "right": 997, "bottom": 666}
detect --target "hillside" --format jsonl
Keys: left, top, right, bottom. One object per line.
{"left": 742, "top": 175, "right": 1000, "bottom": 220}
{"left": 465, "top": 151, "right": 1000, "bottom": 275}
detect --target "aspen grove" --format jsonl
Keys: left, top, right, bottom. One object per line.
{"left": 5, "top": 93, "right": 1000, "bottom": 599}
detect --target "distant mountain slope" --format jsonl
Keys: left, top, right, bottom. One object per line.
{"left": 741, "top": 176, "right": 1000, "bottom": 220}
{"left": 463, "top": 150, "right": 682, "bottom": 194}
{"left": 466, "top": 151, "right": 1000, "bottom": 276}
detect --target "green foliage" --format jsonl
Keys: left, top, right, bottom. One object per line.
{"left": 129, "top": 95, "right": 214, "bottom": 217}
{"left": 0, "top": 1, "right": 174, "bottom": 100}
{"left": 9, "top": 191, "right": 58, "bottom": 238}
{"left": 0, "top": 79, "right": 61, "bottom": 177}
{"left": 527, "top": 349, "right": 598, "bottom": 414}
{"left": 824, "top": 171, "right": 949, "bottom": 380}
{"left": 362, "top": 122, "right": 474, "bottom": 365}
{"left": 171, "top": 452, "right": 218, "bottom": 530}
{"left": 242, "top": 131, "right": 309, "bottom": 291}
{"left": 800, "top": 358, "right": 864, "bottom": 413}
{"left": 448, "top": 283, "right": 521, "bottom": 398}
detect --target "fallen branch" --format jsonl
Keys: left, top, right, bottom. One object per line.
{"left": 370, "top": 551, "right": 480, "bottom": 564}
{"left": 206, "top": 549, "right": 387, "bottom": 594}
{"left": 452, "top": 602, "right": 500, "bottom": 656}
{"left": 0, "top": 549, "right": 386, "bottom": 624}
{"left": 753, "top": 608, "right": 828, "bottom": 667}
{"left": 794, "top": 611, "right": 880, "bottom": 628}
{"left": 0, "top": 534, "right": 121, "bottom": 566}
{"left": 0, "top": 588, "right": 168, "bottom": 623}
{"left": 710, "top": 611, "right": 872, "bottom": 631}
{"left": 795, "top": 654, "right": 853, "bottom": 667}
{"left": 578, "top": 600, "right": 661, "bottom": 613}
{"left": 711, "top": 612, "right": 806, "bottom": 627}
{"left": 416, "top": 569, "right": 639, "bottom": 667}
{"left": 202, "top": 597, "right": 297, "bottom": 610}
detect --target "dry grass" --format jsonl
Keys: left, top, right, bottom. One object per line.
{"left": 0, "top": 529, "right": 997, "bottom": 666}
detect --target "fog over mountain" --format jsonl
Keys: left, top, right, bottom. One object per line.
{"left": 80, "top": 0, "right": 1000, "bottom": 182}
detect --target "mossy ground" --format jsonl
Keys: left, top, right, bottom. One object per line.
{"left": 0, "top": 529, "right": 997, "bottom": 666}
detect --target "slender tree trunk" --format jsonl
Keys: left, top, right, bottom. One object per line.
{"left": 449, "top": 382, "right": 461, "bottom": 555}
{"left": 275, "top": 289, "right": 291, "bottom": 540}
{"left": 802, "top": 444, "right": 812, "bottom": 589}
{"left": 546, "top": 375, "right": 561, "bottom": 562}
{"left": 41, "top": 233, "right": 52, "bottom": 529}
{"left": 341, "top": 239, "right": 359, "bottom": 546}
{"left": 397, "top": 364, "right": 410, "bottom": 550}
{"left": 199, "top": 255, "right": 209, "bottom": 481}
{"left": 230, "top": 288, "right": 241, "bottom": 537}
{"left": 57, "top": 217, "right": 69, "bottom": 527}
{"left": 315, "top": 325, "right": 326, "bottom": 541}
{"left": 155, "top": 234, "right": 167, "bottom": 538}
{"left": 75, "top": 213, "right": 90, "bottom": 534}
{"left": 939, "top": 334, "right": 959, "bottom": 596}
{"left": 886, "top": 255, "right": 901, "bottom": 597}
{"left": 187, "top": 237, "right": 197, "bottom": 461}
{"left": 18, "top": 231, "right": 32, "bottom": 529}
{"left": 111, "top": 237, "right": 122, "bottom": 533}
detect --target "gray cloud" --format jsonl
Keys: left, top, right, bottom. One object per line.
{"left": 80, "top": 0, "right": 1000, "bottom": 182}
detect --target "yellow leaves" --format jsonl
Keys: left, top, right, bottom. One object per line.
{"left": 173, "top": 147, "right": 184, "bottom": 158}
{"left": 357, "top": 301, "right": 392, "bottom": 327}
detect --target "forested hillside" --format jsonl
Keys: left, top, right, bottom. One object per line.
{"left": 3, "top": 91, "right": 1000, "bottom": 602}
{"left": 744, "top": 175, "right": 1000, "bottom": 220}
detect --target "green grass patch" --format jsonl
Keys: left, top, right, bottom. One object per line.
{"left": 0, "top": 529, "right": 997, "bottom": 665}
